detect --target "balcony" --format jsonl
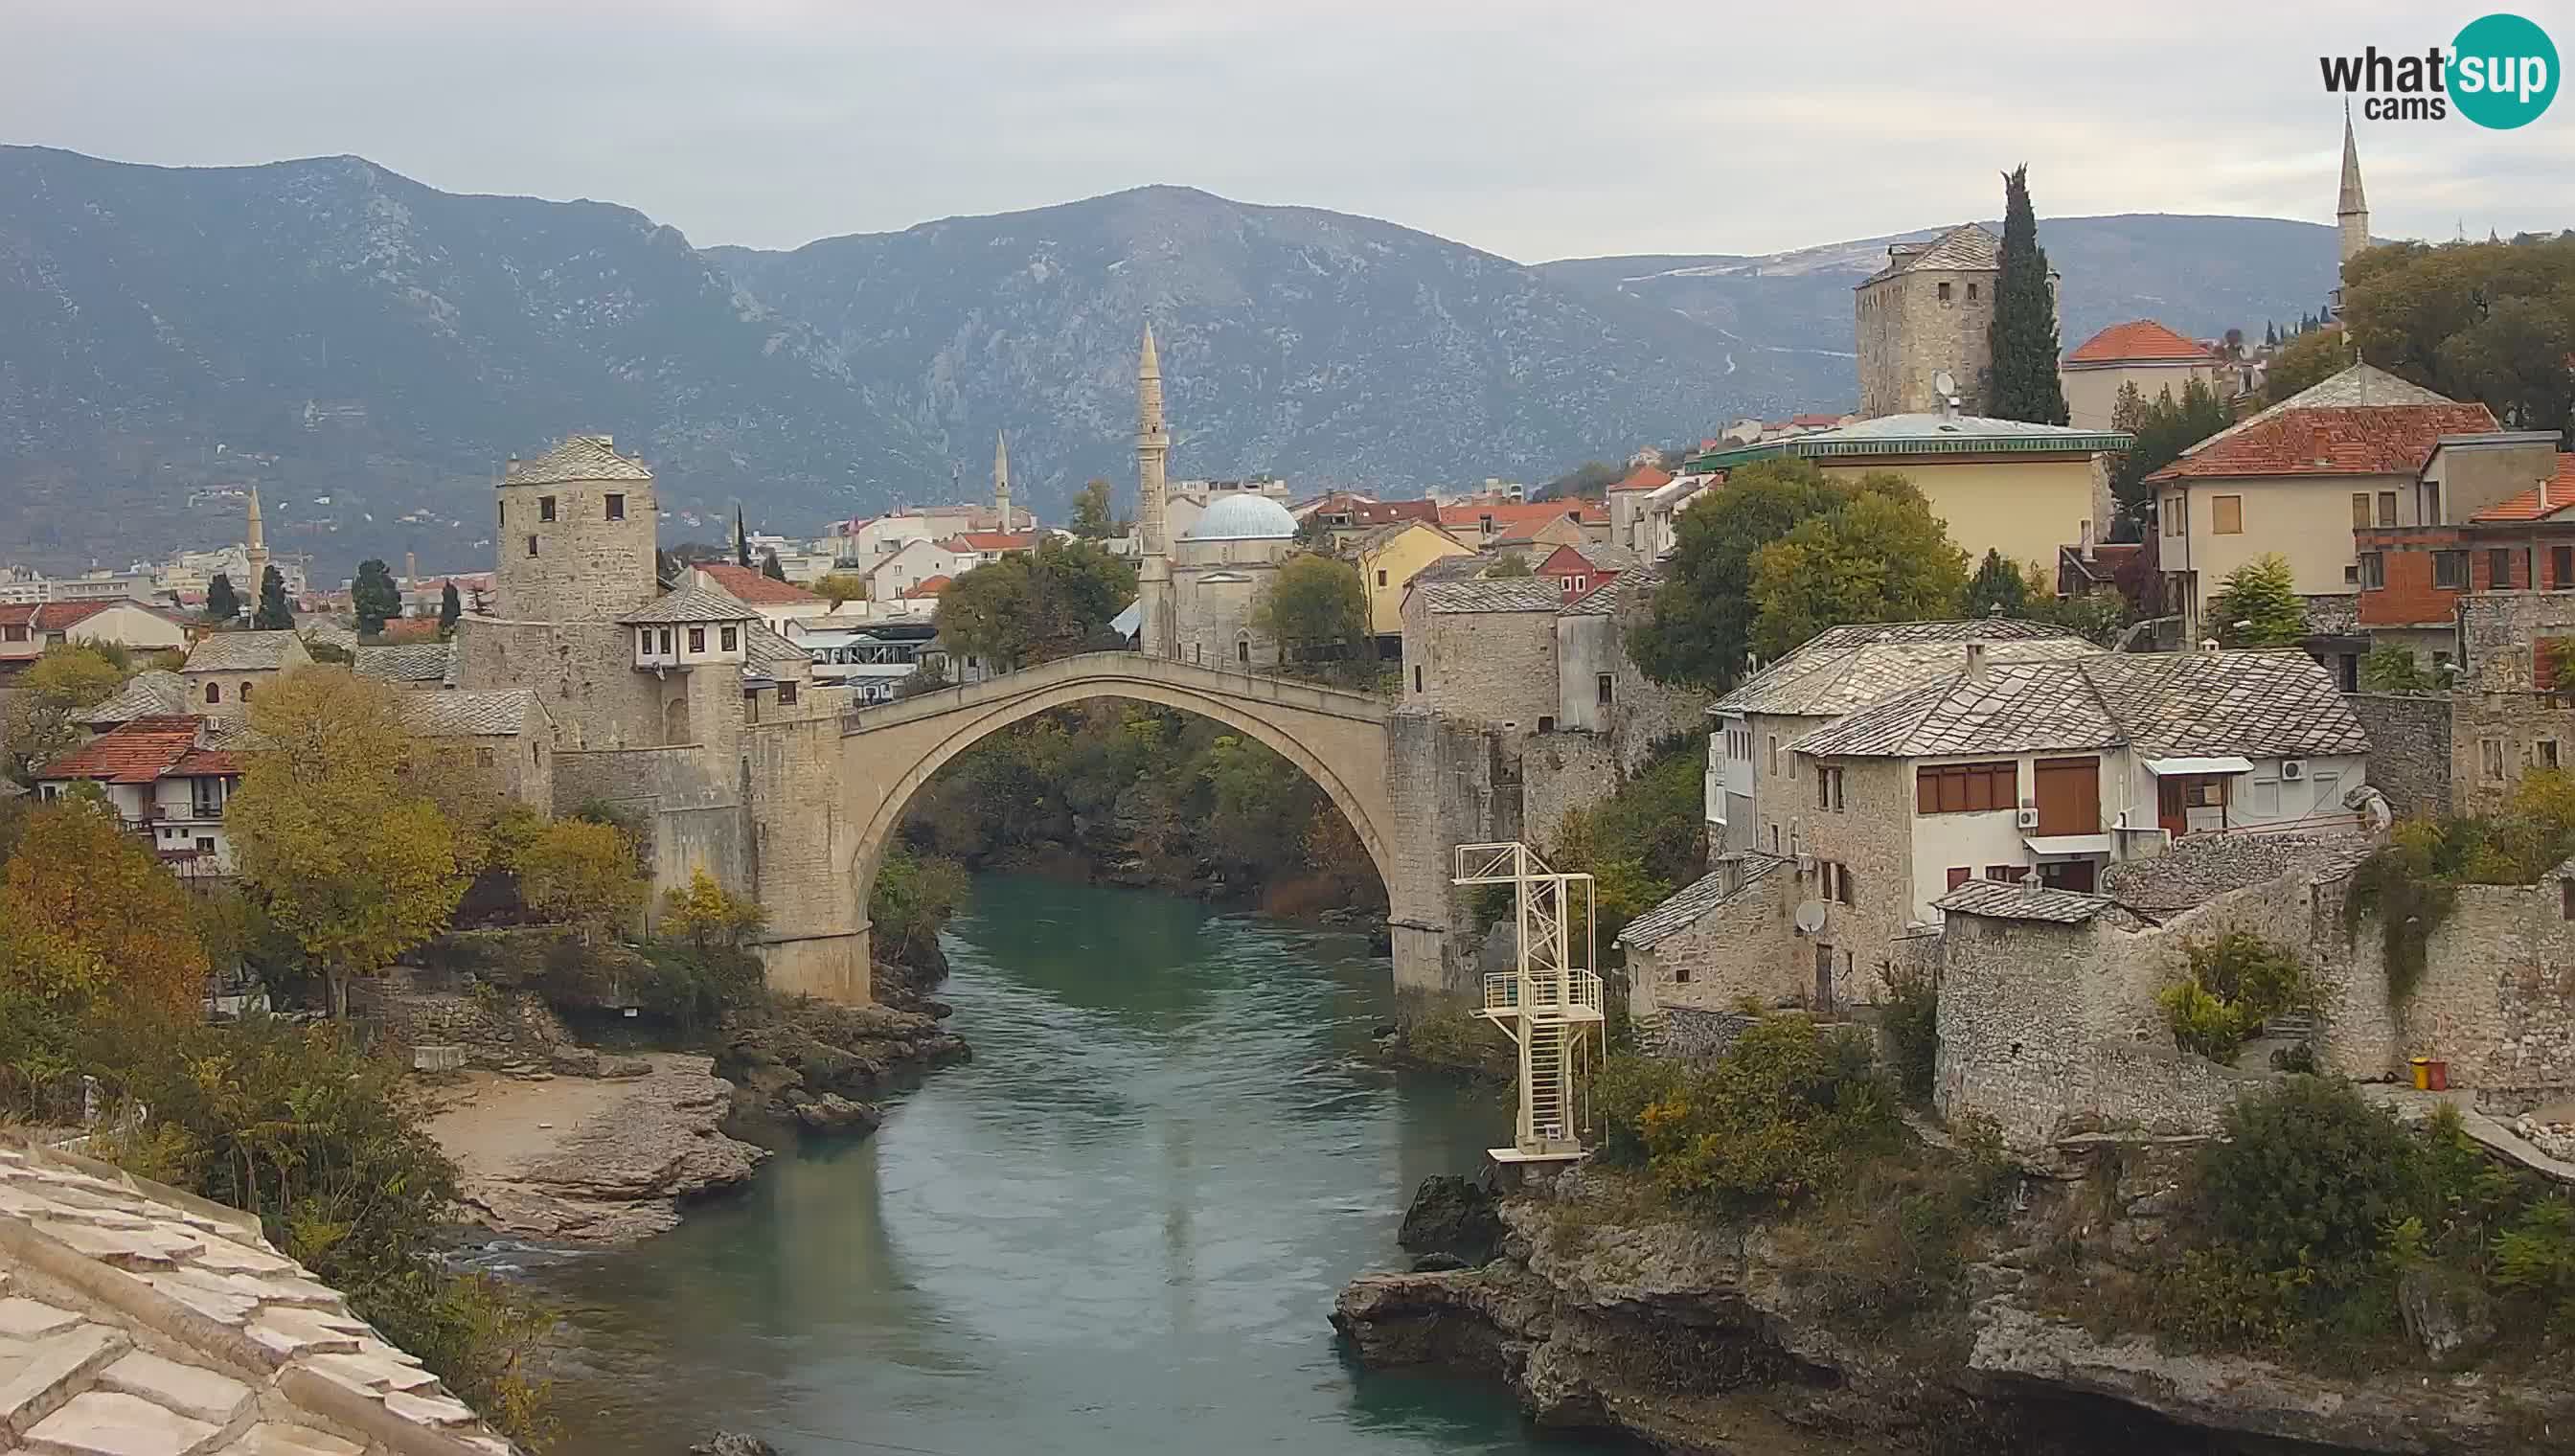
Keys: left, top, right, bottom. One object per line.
{"left": 1481, "top": 970, "right": 1606, "bottom": 1023}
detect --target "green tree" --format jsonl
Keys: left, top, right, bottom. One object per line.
{"left": 1986, "top": 165, "right": 2069, "bottom": 424}
{"left": 813, "top": 572, "right": 869, "bottom": 610}
{"left": 2343, "top": 234, "right": 2575, "bottom": 439}
{"left": 1069, "top": 478, "right": 1119, "bottom": 539}
{"left": 761, "top": 550, "right": 787, "bottom": 582}
{"left": 515, "top": 818, "right": 646, "bottom": 943}
{"left": 734, "top": 506, "right": 752, "bottom": 568}
{"left": 252, "top": 564, "right": 292, "bottom": 630}
{"left": 2, "top": 644, "right": 132, "bottom": 784}
{"left": 870, "top": 849, "right": 970, "bottom": 966}
{"left": 438, "top": 581, "right": 462, "bottom": 639}
{"left": 1487, "top": 551, "right": 1536, "bottom": 578}
{"left": 935, "top": 536, "right": 1137, "bottom": 669}
{"left": 2111, "top": 378, "right": 2235, "bottom": 535}
{"left": 1252, "top": 554, "right": 1370, "bottom": 679}
{"left": 1628, "top": 457, "right": 1852, "bottom": 689}
{"left": 226, "top": 670, "right": 465, "bottom": 1016}
{"left": 2264, "top": 326, "right": 2349, "bottom": 403}
{"left": 2204, "top": 554, "right": 2308, "bottom": 648}
{"left": 352, "top": 558, "right": 400, "bottom": 635}
{"left": 1745, "top": 476, "right": 1970, "bottom": 658}
{"left": 205, "top": 572, "right": 240, "bottom": 623}
{"left": 1962, "top": 548, "right": 2030, "bottom": 618}
{"left": 299, "top": 632, "right": 353, "bottom": 667}
{"left": 2360, "top": 645, "right": 2440, "bottom": 694}
{"left": 661, "top": 868, "right": 766, "bottom": 949}
{"left": 1, "top": 797, "right": 210, "bottom": 1022}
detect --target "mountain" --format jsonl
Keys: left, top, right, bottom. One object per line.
{"left": 0, "top": 148, "right": 2346, "bottom": 576}
{"left": 1538, "top": 216, "right": 2345, "bottom": 411}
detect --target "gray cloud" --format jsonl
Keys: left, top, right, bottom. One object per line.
{"left": 4, "top": 0, "right": 2566, "bottom": 261}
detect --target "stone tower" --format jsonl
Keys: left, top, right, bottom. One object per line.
{"left": 1852, "top": 223, "right": 2014, "bottom": 418}
{"left": 243, "top": 485, "right": 268, "bottom": 596}
{"left": 491, "top": 434, "right": 659, "bottom": 621}
{"left": 2337, "top": 106, "right": 2371, "bottom": 270}
{"left": 993, "top": 430, "right": 1012, "bottom": 530}
{"left": 1135, "top": 323, "right": 1176, "bottom": 658}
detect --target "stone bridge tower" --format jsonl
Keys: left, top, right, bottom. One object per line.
{"left": 490, "top": 435, "right": 658, "bottom": 622}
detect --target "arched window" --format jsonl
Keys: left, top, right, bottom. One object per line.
{"left": 240, "top": 681, "right": 255, "bottom": 700}
{"left": 205, "top": 682, "right": 221, "bottom": 704}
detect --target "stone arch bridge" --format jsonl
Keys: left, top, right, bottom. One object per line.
{"left": 747, "top": 652, "right": 1503, "bottom": 1010}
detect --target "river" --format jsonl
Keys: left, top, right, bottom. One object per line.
{"left": 529, "top": 874, "right": 1629, "bottom": 1456}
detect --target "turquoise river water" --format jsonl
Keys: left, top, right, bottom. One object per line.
{"left": 528, "top": 874, "right": 1633, "bottom": 1456}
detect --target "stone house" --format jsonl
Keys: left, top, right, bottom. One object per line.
{"left": 2355, "top": 435, "right": 2573, "bottom": 669}
{"left": 2451, "top": 588, "right": 2575, "bottom": 815}
{"left": 1350, "top": 520, "right": 1472, "bottom": 648}
{"left": 33, "top": 714, "right": 244, "bottom": 875}
{"left": 2059, "top": 319, "right": 2223, "bottom": 432}
{"left": 1604, "top": 462, "right": 1674, "bottom": 556}
{"left": 178, "top": 629, "right": 312, "bottom": 718}
{"left": 1534, "top": 541, "right": 1639, "bottom": 603}
{"left": 1686, "top": 411, "right": 2129, "bottom": 585}
{"left": 861, "top": 536, "right": 973, "bottom": 603}
{"left": 1854, "top": 222, "right": 2052, "bottom": 419}
{"left": 1401, "top": 578, "right": 1566, "bottom": 734}
{"left": 2145, "top": 362, "right": 2494, "bottom": 647}
{"left": 1433, "top": 501, "right": 1607, "bottom": 551}
{"left": 411, "top": 688, "right": 557, "bottom": 818}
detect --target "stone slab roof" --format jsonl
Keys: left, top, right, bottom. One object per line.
{"left": 1794, "top": 648, "right": 2369, "bottom": 762}
{"left": 741, "top": 621, "right": 809, "bottom": 671}
{"left": 500, "top": 435, "right": 651, "bottom": 487}
{"left": 618, "top": 586, "right": 758, "bottom": 626}
{"left": 2101, "top": 832, "right": 2375, "bottom": 918}
{"left": 1617, "top": 853, "right": 1785, "bottom": 950}
{"left": 182, "top": 632, "right": 303, "bottom": 674}
{"left": 1561, "top": 563, "right": 1662, "bottom": 617}
{"left": 1933, "top": 878, "right": 2113, "bottom": 923}
{"left": 81, "top": 671, "right": 187, "bottom": 728}
{"left": 352, "top": 643, "right": 455, "bottom": 685}
{"left": 1422, "top": 579, "right": 1569, "bottom": 615}
{"left": 0, "top": 1137, "right": 518, "bottom": 1455}
{"left": 408, "top": 690, "right": 537, "bottom": 739}
{"left": 1859, "top": 223, "right": 2001, "bottom": 285}
{"left": 1713, "top": 619, "right": 2090, "bottom": 718}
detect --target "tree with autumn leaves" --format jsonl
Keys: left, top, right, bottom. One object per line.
{"left": 0, "top": 794, "right": 211, "bottom": 1026}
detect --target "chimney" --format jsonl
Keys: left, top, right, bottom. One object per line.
{"left": 2079, "top": 518, "right": 2096, "bottom": 562}
{"left": 2200, "top": 637, "right": 2222, "bottom": 653}
{"left": 1965, "top": 641, "right": 1989, "bottom": 680}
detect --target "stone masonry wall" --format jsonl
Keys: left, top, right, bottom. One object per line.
{"left": 455, "top": 616, "right": 664, "bottom": 750}
{"left": 552, "top": 742, "right": 746, "bottom": 922}
{"left": 1631, "top": 870, "right": 1798, "bottom": 1021}
{"left": 2452, "top": 591, "right": 2575, "bottom": 815}
{"left": 1857, "top": 267, "right": 1997, "bottom": 418}
{"left": 493, "top": 476, "right": 658, "bottom": 622}
{"left": 1402, "top": 596, "right": 1559, "bottom": 737}
{"left": 1798, "top": 756, "right": 1917, "bottom": 1007}
{"left": 2343, "top": 693, "right": 2452, "bottom": 818}
{"left": 744, "top": 712, "right": 868, "bottom": 1004}
{"left": 1384, "top": 710, "right": 1519, "bottom": 1003}
{"left": 1520, "top": 732, "right": 1621, "bottom": 846}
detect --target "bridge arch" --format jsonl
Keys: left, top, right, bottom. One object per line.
{"left": 835, "top": 654, "right": 1408, "bottom": 990}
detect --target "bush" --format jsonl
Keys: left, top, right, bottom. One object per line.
{"left": 2160, "top": 933, "right": 2308, "bottom": 1063}
{"left": 2199, "top": 1078, "right": 2424, "bottom": 1279}
{"left": 634, "top": 944, "right": 766, "bottom": 1034}
{"left": 1881, "top": 963, "right": 1940, "bottom": 1103}
{"left": 660, "top": 868, "right": 766, "bottom": 950}
{"left": 1608, "top": 1016, "right": 1902, "bottom": 1216}
{"left": 870, "top": 850, "right": 970, "bottom": 967}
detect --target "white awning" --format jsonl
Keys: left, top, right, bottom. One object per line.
{"left": 2144, "top": 755, "right": 2255, "bottom": 777}
{"left": 2022, "top": 833, "right": 2113, "bottom": 858}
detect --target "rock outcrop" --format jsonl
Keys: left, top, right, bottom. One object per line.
{"left": 454, "top": 1057, "right": 767, "bottom": 1242}
{"left": 1396, "top": 1174, "right": 1505, "bottom": 1270}
{"left": 714, "top": 992, "right": 969, "bottom": 1136}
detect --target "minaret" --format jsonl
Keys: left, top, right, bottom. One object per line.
{"left": 993, "top": 431, "right": 1013, "bottom": 531}
{"left": 2336, "top": 104, "right": 2370, "bottom": 270}
{"left": 1135, "top": 322, "right": 1175, "bottom": 659}
{"left": 243, "top": 486, "right": 269, "bottom": 600}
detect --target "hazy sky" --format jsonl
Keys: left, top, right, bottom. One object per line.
{"left": 7, "top": 1, "right": 2569, "bottom": 261}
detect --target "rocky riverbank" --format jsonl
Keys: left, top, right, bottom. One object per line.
{"left": 714, "top": 993, "right": 971, "bottom": 1135}
{"left": 1334, "top": 1169, "right": 2575, "bottom": 1455}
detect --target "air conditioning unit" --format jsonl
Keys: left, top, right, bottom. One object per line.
{"left": 2015, "top": 808, "right": 2040, "bottom": 829}
{"left": 2281, "top": 759, "right": 2307, "bottom": 782}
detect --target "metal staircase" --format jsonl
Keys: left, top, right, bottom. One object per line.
{"left": 1453, "top": 842, "right": 1606, "bottom": 1161}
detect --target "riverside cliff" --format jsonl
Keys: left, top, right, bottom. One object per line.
{"left": 1335, "top": 1162, "right": 2575, "bottom": 1456}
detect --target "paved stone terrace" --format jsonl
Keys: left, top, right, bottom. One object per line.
{"left": 0, "top": 1139, "right": 515, "bottom": 1456}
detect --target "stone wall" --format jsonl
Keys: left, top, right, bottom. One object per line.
{"left": 351, "top": 968, "right": 574, "bottom": 1071}
{"left": 493, "top": 474, "right": 658, "bottom": 622}
{"left": 1401, "top": 594, "right": 1559, "bottom": 736}
{"left": 1384, "top": 709, "right": 1520, "bottom": 1002}
{"left": 552, "top": 742, "right": 747, "bottom": 921}
{"left": 743, "top": 713, "right": 869, "bottom": 1004}
{"left": 2344, "top": 693, "right": 2451, "bottom": 817}
{"left": 455, "top": 616, "right": 665, "bottom": 749}
{"left": 1520, "top": 732, "right": 1621, "bottom": 845}
{"left": 1857, "top": 266, "right": 1997, "bottom": 418}
{"left": 1797, "top": 755, "right": 1918, "bottom": 1006}
{"left": 2451, "top": 591, "right": 2575, "bottom": 815}
{"left": 1630, "top": 869, "right": 1798, "bottom": 1020}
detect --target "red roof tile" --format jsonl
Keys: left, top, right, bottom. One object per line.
{"left": 170, "top": 748, "right": 245, "bottom": 777}
{"left": 2145, "top": 402, "right": 2498, "bottom": 483}
{"left": 697, "top": 561, "right": 821, "bottom": 605}
{"left": 1348, "top": 499, "right": 1439, "bottom": 526}
{"left": 2467, "top": 454, "right": 2575, "bottom": 522}
{"left": 32, "top": 602, "right": 116, "bottom": 631}
{"left": 2067, "top": 319, "right": 2214, "bottom": 365}
{"left": 900, "top": 576, "right": 953, "bottom": 600}
{"left": 1789, "top": 413, "right": 1849, "bottom": 428}
{"left": 1434, "top": 501, "right": 1603, "bottom": 534}
{"left": 1607, "top": 464, "right": 1675, "bottom": 493}
{"left": 35, "top": 716, "right": 204, "bottom": 785}
{"left": 0, "top": 605, "right": 34, "bottom": 629}
{"left": 949, "top": 532, "right": 1038, "bottom": 553}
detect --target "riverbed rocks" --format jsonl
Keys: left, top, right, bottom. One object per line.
{"left": 1396, "top": 1174, "right": 1504, "bottom": 1268}
{"left": 453, "top": 1056, "right": 767, "bottom": 1243}
{"left": 690, "top": 1435, "right": 779, "bottom": 1456}
{"left": 715, "top": 992, "right": 969, "bottom": 1133}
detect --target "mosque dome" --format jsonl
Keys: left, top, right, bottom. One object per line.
{"left": 1182, "top": 493, "right": 1298, "bottom": 542}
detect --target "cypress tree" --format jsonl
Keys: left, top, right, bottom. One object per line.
{"left": 252, "top": 565, "right": 293, "bottom": 630}
{"left": 1986, "top": 164, "right": 2069, "bottom": 424}
{"left": 205, "top": 572, "right": 240, "bottom": 623}
{"left": 439, "top": 581, "right": 462, "bottom": 638}
{"left": 352, "top": 557, "right": 401, "bottom": 635}
{"left": 761, "top": 551, "right": 787, "bottom": 582}
{"left": 735, "top": 506, "right": 752, "bottom": 568}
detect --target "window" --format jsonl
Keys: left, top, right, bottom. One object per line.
{"left": 2249, "top": 777, "right": 2281, "bottom": 815}
{"left": 1916, "top": 761, "right": 2017, "bottom": 814}
{"left": 688, "top": 626, "right": 706, "bottom": 652}
{"left": 779, "top": 682, "right": 799, "bottom": 707}
{"left": 639, "top": 629, "right": 653, "bottom": 655}
{"left": 205, "top": 683, "right": 221, "bottom": 704}
{"left": 2435, "top": 551, "right": 2469, "bottom": 589}
{"left": 1376, "top": 569, "right": 1388, "bottom": 587}
{"left": 2481, "top": 738, "right": 2507, "bottom": 783}
{"left": 538, "top": 495, "right": 557, "bottom": 523}
{"left": 1537, "top": 716, "right": 1556, "bottom": 733}
{"left": 1596, "top": 672, "right": 1614, "bottom": 707}
{"left": 526, "top": 535, "right": 539, "bottom": 557}
{"left": 1569, "top": 576, "right": 1587, "bottom": 594}
{"left": 2541, "top": 739, "right": 2562, "bottom": 770}
{"left": 1946, "top": 866, "right": 1971, "bottom": 891}
{"left": 1413, "top": 665, "right": 1423, "bottom": 693}
{"left": 2377, "top": 491, "right": 2397, "bottom": 528}
{"left": 1, "top": 625, "right": 23, "bottom": 643}
{"left": 1985, "top": 864, "right": 2019, "bottom": 883}
{"left": 1237, "top": 639, "right": 1250, "bottom": 664}
{"left": 195, "top": 837, "right": 215, "bottom": 854}
{"left": 2352, "top": 493, "right": 2373, "bottom": 530}
{"left": 1966, "top": 283, "right": 1979, "bottom": 302}
{"left": 2491, "top": 548, "right": 2515, "bottom": 589}
{"left": 1771, "top": 825, "right": 1780, "bottom": 853}
{"left": 2164, "top": 495, "right": 2185, "bottom": 536}
{"left": 2557, "top": 547, "right": 2574, "bottom": 589}
{"left": 2346, "top": 564, "right": 2360, "bottom": 583}
{"left": 1675, "top": 960, "right": 1692, "bottom": 984}
{"left": 239, "top": 682, "right": 253, "bottom": 701}
{"left": 659, "top": 628, "right": 673, "bottom": 654}
{"left": 1937, "top": 281, "right": 1953, "bottom": 302}
{"left": 497, "top": 502, "right": 505, "bottom": 527}
{"left": 2359, "top": 553, "right": 2385, "bottom": 589}
{"left": 1767, "top": 736, "right": 1780, "bottom": 776}
{"left": 2211, "top": 495, "right": 2244, "bottom": 535}
{"left": 475, "top": 747, "right": 495, "bottom": 768}
{"left": 1836, "top": 866, "right": 1856, "bottom": 905}
{"left": 2564, "top": 878, "right": 2575, "bottom": 922}
{"left": 1816, "top": 765, "right": 1845, "bottom": 811}
{"left": 605, "top": 493, "right": 626, "bottom": 521}
{"left": 2181, "top": 778, "right": 2227, "bottom": 808}
{"left": 720, "top": 626, "right": 739, "bottom": 651}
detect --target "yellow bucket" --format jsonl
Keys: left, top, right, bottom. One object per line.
{"left": 2409, "top": 1057, "right": 2432, "bottom": 1091}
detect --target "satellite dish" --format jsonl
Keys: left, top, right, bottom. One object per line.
{"left": 1793, "top": 902, "right": 1828, "bottom": 936}
{"left": 1932, "top": 369, "right": 1958, "bottom": 399}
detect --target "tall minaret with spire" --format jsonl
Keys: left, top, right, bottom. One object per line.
{"left": 2336, "top": 104, "right": 2370, "bottom": 274}
{"left": 1135, "top": 322, "right": 1174, "bottom": 659}
{"left": 992, "top": 431, "right": 1013, "bottom": 531}
{"left": 243, "top": 485, "right": 270, "bottom": 600}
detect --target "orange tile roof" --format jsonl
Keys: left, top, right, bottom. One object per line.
{"left": 949, "top": 532, "right": 1038, "bottom": 553}
{"left": 697, "top": 561, "right": 821, "bottom": 604}
{"left": 2468, "top": 454, "right": 2575, "bottom": 523}
{"left": 2145, "top": 402, "right": 2498, "bottom": 483}
{"left": 2067, "top": 319, "right": 2214, "bottom": 365}
{"left": 35, "top": 716, "right": 205, "bottom": 784}
{"left": 1348, "top": 499, "right": 1439, "bottom": 526}
{"left": 1789, "top": 413, "right": 1849, "bottom": 428}
{"left": 1434, "top": 501, "right": 1603, "bottom": 533}
{"left": 900, "top": 576, "right": 953, "bottom": 600}
{"left": 170, "top": 748, "right": 246, "bottom": 777}
{"left": 1607, "top": 464, "right": 1675, "bottom": 493}
{"left": 32, "top": 601, "right": 118, "bottom": 631}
